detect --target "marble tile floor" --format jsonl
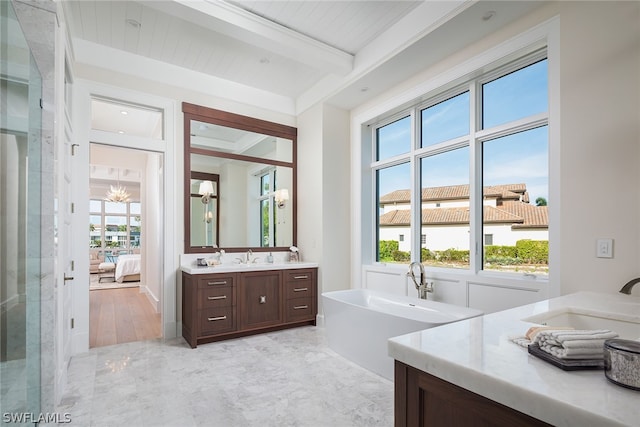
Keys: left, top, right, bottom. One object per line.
{"left": 52, "top": 326, "right": 394, "bottom": 427}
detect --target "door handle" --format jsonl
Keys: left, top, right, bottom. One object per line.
{"left": 64, "top": 275, "right": 74, "bottom": 281}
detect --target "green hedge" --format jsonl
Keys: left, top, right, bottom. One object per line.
{"left": 380, "top": 240, "right": 548, "bottom": 264}
{"left": 515, "top": 239, "right": 548, "bottom": 264}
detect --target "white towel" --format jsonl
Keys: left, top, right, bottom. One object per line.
{"left": 533, "top": 329, "right": 618, "bottom": 359}
{"left": 510, "top": 326, "right": 574, "bottom": 349}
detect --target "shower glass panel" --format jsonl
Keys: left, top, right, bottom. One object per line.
{"left": 1, "top": 0, "right": 43, "bottom": 422}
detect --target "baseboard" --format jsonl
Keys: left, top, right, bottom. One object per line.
{"left": 316, "top": 313, "right": 325, "bottom": 327}
{"left": 140, "top": 285, "right": 160, "bottom": 312}
{"left": 164, "top": 320, "right": 178, "bottom": 339}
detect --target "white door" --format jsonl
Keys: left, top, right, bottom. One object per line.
{"left": 54, "top": 37, "right": 76, "bottom": 398}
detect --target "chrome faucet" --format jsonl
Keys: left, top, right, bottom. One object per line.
{"left": 235, "top": 249, "right": 254, "bottom": 264}
{"left": 619, "top": 277, "right": 640, "bottom": 295}
{"left": 407, "top": 261, "right": 433, "bottom": 299}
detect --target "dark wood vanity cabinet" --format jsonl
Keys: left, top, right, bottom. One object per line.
{"left": 239, "top": 271, "right": 283, "bottom": 330}
{"left": 284, "top": 269, "right": 316, "bottom": 323}
{"left": 395, "top": 361, "right": 552, "bottom": 427}
{"left": 182, "top": 267, "right": 317, "bottom": 348}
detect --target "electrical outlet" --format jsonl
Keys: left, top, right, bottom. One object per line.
{"left": 596, "top": 238, "right": 613, "bottom": 258}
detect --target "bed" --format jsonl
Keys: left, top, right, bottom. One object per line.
{"left": 115, "top": 254, "right": 141, "bottom": 283}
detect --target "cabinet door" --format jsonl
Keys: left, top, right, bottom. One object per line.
{"left": 239, "top": 271, "right": 283, "bottom": 329}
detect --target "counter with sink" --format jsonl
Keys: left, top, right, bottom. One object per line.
{"left": 389, "top": 291, "right": 640, "bottom": 427}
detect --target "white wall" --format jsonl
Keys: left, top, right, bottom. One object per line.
{"left": 142, "top": 152, "right": 162, "bottom": 310}
{"left": 351, "top": 1, "right": 640, "bottom": 298}
{"left": 297, "top": 103, "right": 352, "bottom": 316}
{"left": 556, "top": 2, "right": 640, "bottom": 294}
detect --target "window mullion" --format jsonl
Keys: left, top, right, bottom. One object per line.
{"left": 469, "top": 81, "right": 482, "bottom": 274}
{"left": 411, "top": 109, "right": 421, "bottom": 263}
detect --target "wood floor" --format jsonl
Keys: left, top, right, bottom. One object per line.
{"left": 89, "top": 287, "right": 161, "bottom": 348}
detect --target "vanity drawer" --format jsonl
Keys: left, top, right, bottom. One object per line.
{"left": 284, "top": 281, "right": 313, "bottom": 299}
{"left": 285, "top": 270, "right": 314, "bottom": 283}
{"left": 198, "top": 274, "right": 235, "bottom": 289}
{"left": 199, "top": 286, "right": 234, "bottom": 309}
{"left": 199, "top": 307, "right": 236, "bottom": 335}
{"left": 285, "top": 297, "right": 314, "bottom": 322}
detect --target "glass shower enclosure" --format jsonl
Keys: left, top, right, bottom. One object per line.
{"left": 1, "top": 0, "right": 43, "bottom": 422}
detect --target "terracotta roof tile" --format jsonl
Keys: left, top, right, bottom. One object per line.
{"left": 380, "top": 203, "right": 547, "bottom": 228}
{"left": 379, "top": 183, "right": 528, "bottom": 204}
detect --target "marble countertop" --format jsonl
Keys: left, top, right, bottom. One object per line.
{"left": 388, "top": 291, "right": 640, "bottom": 427}
{"left": 180, "top": 254, "right": 318, "bottom": 274}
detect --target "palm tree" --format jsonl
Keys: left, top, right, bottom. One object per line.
{"left": 535, "top": 197, "right": 547, "bottom": 206}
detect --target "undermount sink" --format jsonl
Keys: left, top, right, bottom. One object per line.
{"left": 522, "top": 307, "right": 640, "bottom": 340}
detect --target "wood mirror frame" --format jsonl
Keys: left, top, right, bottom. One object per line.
{"left": 183, "top": 102, "right": 297, "bottom": 254}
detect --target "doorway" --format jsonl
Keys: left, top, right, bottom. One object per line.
{"left": 88, "top": 144, "right": 163, "bottom": 347}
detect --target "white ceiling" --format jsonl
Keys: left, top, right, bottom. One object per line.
{"left": 63, "top": 1, "right": 546, "bottom": 115}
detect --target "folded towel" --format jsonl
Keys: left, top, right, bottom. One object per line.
{"left": 525, "top": 326, "right": 574, "bottom": 341}
{"left": 533, "top": 329, "right": 619, "bottom": 359}
{"left": 510, "top": 326, "right": 574, "bottom": 349}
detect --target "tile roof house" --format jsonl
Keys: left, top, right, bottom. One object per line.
{"left": 379, "top": 184, "right": 548, "bottom": 251}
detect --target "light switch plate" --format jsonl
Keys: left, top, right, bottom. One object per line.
{"left": 596, "top": 238, "right": 613, "bottom": 258}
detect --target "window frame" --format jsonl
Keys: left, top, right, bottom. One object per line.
{"left": 257, "top": 168, "right": 278, "bottom": 247}
{"left": 369, "top": 48, "right": 549, "bottom": 278}
{"left": 89, "top": 199, "right": 141, "bottom": 257}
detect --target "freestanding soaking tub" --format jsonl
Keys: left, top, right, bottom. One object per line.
{"left": 322, "top": 289, "right": 483, "bottom": 379}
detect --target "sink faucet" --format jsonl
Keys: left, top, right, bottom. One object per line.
{"left": 407, "top": 261, "right": 433, "bottom": 299}
{"left": 235, "top": 249, "right": 254, "bottom": 264}
{"left": 620, "top": 277, "right": 640, "bottom": 295}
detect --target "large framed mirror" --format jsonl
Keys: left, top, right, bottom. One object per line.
{"left": 183, "top": 102, "right": 297, "bottom": 253}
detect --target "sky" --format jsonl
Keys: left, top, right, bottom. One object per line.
{"left": 376, "top": 59, "right": 549, "bottom": 204}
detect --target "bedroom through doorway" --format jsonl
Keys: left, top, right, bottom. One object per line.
{"left": 88, "top": 143, "right": 162, "bottom": 348}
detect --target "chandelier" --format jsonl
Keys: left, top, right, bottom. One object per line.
{"left": 105, "top": 169, "right": 131, "bottom": 203}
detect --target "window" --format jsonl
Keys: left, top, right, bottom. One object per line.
{"left": 89, "top": 199, "right": 142, "bottom": 260}
{"left": 258, "top": 168, "right": 278, "bottom": 247}
{"left": 371, "top": 51, "right": 548, "bottom": 276}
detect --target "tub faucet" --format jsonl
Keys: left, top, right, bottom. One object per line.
{"left": 407, "top": 262, "right": 433, "bottom": 299}
{"left": 620, "top": 277, "right": 640, "bottom": 295}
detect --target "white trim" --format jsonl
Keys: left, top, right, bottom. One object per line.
{"left": 141, "top": 285, "right": 160, "bottom": 313}
{"left": 351, "top": 16, "right": 560, "bottom": 297}
{"left": 72, "top": 80, "right": 178, "bottom": 354}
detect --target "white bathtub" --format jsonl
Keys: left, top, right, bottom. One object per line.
{"left": 322, "top": 289, "right": 483, "bottom": 379}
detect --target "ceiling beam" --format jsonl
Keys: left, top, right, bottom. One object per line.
{"left": 140, "top": 0, "right": 354, "bottom": 76}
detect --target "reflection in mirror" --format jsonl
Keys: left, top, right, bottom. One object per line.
{"left": 191, "top": 120, "right": 292, "bottom": 163}
{"left": 183, "top": 102, "right": 297, "bottom": 254}
{"left": 191, "top": 154, "right": 293, "bottom": 248}
{"left": 189, "top": 172, "right": 219, "bottom": 249}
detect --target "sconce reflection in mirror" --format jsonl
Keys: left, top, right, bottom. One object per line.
{"left": 274, "top": 188, "right": 289, "bottom": 209}
{"left": 198, "top": 180, "right": 217, "bottom": 247}
{"left": 199, "top": 180, "right": 215, "bottom": 204}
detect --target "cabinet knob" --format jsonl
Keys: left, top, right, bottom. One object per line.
{"left": 259, "top": 295, "right": 266, "bottom": 304}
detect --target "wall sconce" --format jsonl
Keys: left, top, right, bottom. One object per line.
{"left": 198, "top": 180, "right": 215, "bottom": 204}
{"left": 274, "top": 188, "right": 289, "bottom": 209}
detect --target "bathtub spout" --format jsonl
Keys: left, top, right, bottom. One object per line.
{"left": 407, "top": 262, "right": 433, "bottom": 299}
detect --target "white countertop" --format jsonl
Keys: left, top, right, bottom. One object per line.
{"left": 388, "top": 291, "right": 640, "bottom": 427}
{"left": 180, "top": 253, "right": 318, "bottom": 274}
